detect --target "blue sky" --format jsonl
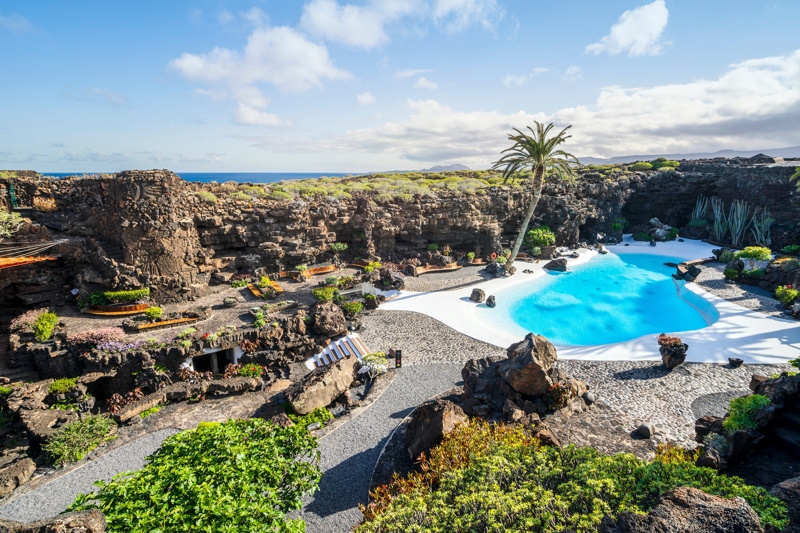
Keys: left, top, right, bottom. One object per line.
{"left": 1, "top": 0, "right": 799, "bottom": 172}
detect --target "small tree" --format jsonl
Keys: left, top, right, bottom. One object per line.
{"left": 330, "top": 242, "right": 348, "bottom": 255}
{"left": 0, "top": 206, "right": 22, "bottom": 239}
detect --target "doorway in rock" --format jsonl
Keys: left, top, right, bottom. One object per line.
{"left": 190, "top": 346, "right": 243, "bottom": 374}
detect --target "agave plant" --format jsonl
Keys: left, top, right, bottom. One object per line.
{"left": 750, "top": 207, "right": 774, "bottom": 246}
{"left": 728, "top": 200, "right": 752, "bottom": 247}
{"left": 711, "top": 197, "right": 727, "bottom": 243}
{"left": 690, "top": 195, "right": 708, "bottom": 222}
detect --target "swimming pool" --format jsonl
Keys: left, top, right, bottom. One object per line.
{"left": 494, "top": 253, "right": 719, "bottom": 346}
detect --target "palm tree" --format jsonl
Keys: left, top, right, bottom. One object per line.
{"left": 492, "top": 121, "right": 579, "bottom": 270}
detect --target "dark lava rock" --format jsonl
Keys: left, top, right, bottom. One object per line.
{"left": 503, "top": 334, "right": 558, "bottom": 396}
{"left": 311, "top": 301, "right": 346, "bottom": 337}
{"left": 637, "top": 422, "right": 655, "bottom": 438}
{"left": 485, "top": 295, "right": 496, "bottom": 308}
{"left": 582, "top": 391, "right": 595, "bottom": 405}
{"left": 469, "top": 288, "right": 486, "bottom": 303}
{"left": 543, "top": 258, "right": 568, "bottom": 272}
{"left": 405, "top": 398, "right": 468, "bottom": 460}
{"left": 728, "top": 357, "right": 743, "bottom": 368}
{"left": 770, "top": 476, "right": 800, "bottom": 533}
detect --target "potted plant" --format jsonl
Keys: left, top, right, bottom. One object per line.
{"left": 466, "top": 251, "right": 475, "bottom": 264}
{"left": 657, "top": 334, "right": 688, "bottom": 369}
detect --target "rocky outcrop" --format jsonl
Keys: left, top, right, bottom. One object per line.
{"left": 287, "top": 355, "right": 358, "bottom": 415}
{"left": 503, "top": 334, "right": 559, "bottom": 396}
{"left": 0, "top": 458, "right": 36, "bottom": 498}
{"left": 0, "top": 510, "right": 106, "bottom": 532}
{"left": 770, "top": 476, "right": 800, "bottom": 533}
{"left": 598, "top": 486, "right": 764, "bottom": 533}
{"left": 405, "top": 399, "right": 468, "bottom": 460}
{"left": 311, "top": 302, "right": 346, "bottom": 338}
{"left": 543, "top": 258, "right": 567, "bottom": 272}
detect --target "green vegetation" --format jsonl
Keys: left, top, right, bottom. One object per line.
{"left": 34, "top": 312, "right": 59, "bottom": 342}
{"left": 735, "top": 246, "right": 771, "bottom": 262}
{"left": 688, "top": 219, "right": 708, "bottom": 228}
{"left": 69, "top": 419, "right": 321, "bottom": 532}
{"left": 633, "top": 231, "right": 651, "bottom": 241}
{"left": 144, "top": 306, "right": 162, "bottom": 320}
{"left": 741, "top": 269, "right": 765, "bottom": 281}
{"left": 776, "top": 286, "right": 798, "bottom": 306}
{"left": 723, "top": 394, "right": 771, "bottom": 432}
{"left": 330, "top": 242, "right": 348, "bottom": 254}
{"left": 361, "top": 352, "right": 387, "bottom": 379}
{"left": 341, "top": 301, "right": 363, "bottom": 317}
{"left": 285, "top": 406, "right": 334, "bottom": 429}
{"left": 0, "top": 385, "right": 13, "bottom": 397}
{"left": 231, "top": 279, "right": 248, "bottom": 288}
{"left": 140, "top": 406, "right": 161, "bottom": 419}
{"left": 628, "top": 161, "right": 653, "bottom": 171}
{"left": 0, "top": 206, "right": 23, "bottom": 238}
{"left": 427, "top": 243, "right": 439, "bottom": 252}
{"left": 312, "top": 286, "right": 339, "bottom": 302}
{"left": 364, "top": 261, "right": 382, "bottom": 273}
{"left": 525, "top": 226, "right": 556, "bottom": 248}
{"left": 611, "top": 216, "right": 628, "bottom": 232}
{"left": 359, "top": 420, "right": 786, "bottom": 532}
{"left": 466, "top": 252, "right": 475, "bottom": 263}
{"left": 666, "top": 227, "right": 679, "bottom": 240}
{"left": 253, "top": 310, "right": 266, "bottom": 328}
{"left": 258, "top": 275, "right": 271, "bottom": 288}
{"left": 496, "top": 256, "right": 508, "bottom": 265}
{"left": 228, "top": 190, "right": 251, "bottom": 201}
{"left": 102, "top": 288, "right": 150, "bottom": 304}
{"left": 237, "top": 363, "right": 264, "bottom": 378}
{"left": 650, "top": 157, "right": 680, "bottom": 170}
{"left": 781, "top": 244, "right": 800, "bottom": 256}
{"left": 178, "top": 327, "right": 196, "bottom": 338}
{"left": 295, "top": 264, "right": 308, "bottom": 272}
{"left": 49, "top": 377, "right": 78, "bottom": 394}
{"left": 44, "top": 414, "right": 117, "bottom": 467}
{"left": 326, "top": 275, "right": 338, "bottom": 285}
{"left": 719, "top": 249, "right": 736, "bottom": 263}
{"left": 724, "top": 267, "right": 739, "bottom": 281}
{"left": 196, "top": 190, "right": 218, "bottom": 204}
{"left": 492, "top": 122, "right": 579, "bottom": 269}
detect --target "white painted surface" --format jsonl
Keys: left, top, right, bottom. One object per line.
{"left": 382, "top": 236, "right": 800, "bottom": 364}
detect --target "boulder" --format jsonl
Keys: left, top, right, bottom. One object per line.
{"left": 529, "top": 422, "right": 562, "bottom": 447}
{"left": 0, "top": 510, "right": 106, "bottom": 532}
{"left": 543, "top": 258, "right": 568, "bottom": 272}
{"left": 469, "top": 288, "right": 486, "bottom": 303}
{"left": 502, "top": 334, "right": 557, "bottom": 396}
{"left": 19, "top": 409, "right": 79, "bottom": 443}
{"left": 598, "top": 486, "right": 764, "bottom": 533}
{"left": 311, "top": 302, "right": 346, "bottom": 337}
{"left": 695, "top": 415, "right": 725, "bottom": 443}
{"left": 770, "top": 476, "right": 800, "bottom": 533}
{"left": 660, "top": 343, "right": 688, "bottom": 369}
{"left": 287, "top": 355, "right": 358, "bottom": 415}
{"left": 0, "top": 458, "right": 36, "bottom": 498}
{"left": 405, "top": 399, "right": 468, "bottom": 460}
{"left": 695, "top": 447, "right": 725, "bottom": 470}
{"left": 728, "top": 357, "right": 743, "bottom": 368}
{"left": 637, "top": 422, "right": 655, "bottom": 438}
{"left": 485, "top": 295, "right": 496, "bottom": 308}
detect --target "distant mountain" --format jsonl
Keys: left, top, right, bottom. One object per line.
{"left": 420, "top": 164, "right": 471, "bottom": 172}
{"left": 580, "top": 145, "right": 800, "bottom": 165}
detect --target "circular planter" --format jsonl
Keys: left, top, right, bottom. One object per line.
{"left": 90, "top": 303, "right": 149, "bottom": 313}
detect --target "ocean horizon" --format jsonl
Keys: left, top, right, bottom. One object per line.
{"left": 41, "top": 172, "right": 355, "bottom": 184}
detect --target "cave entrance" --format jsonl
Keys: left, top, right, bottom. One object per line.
{"left": 190, "top": 346, "right": 243, "bottom": 374}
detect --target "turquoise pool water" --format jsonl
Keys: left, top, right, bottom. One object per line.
{"left": 499, "top": 253, "right": 718, "bottom": 346}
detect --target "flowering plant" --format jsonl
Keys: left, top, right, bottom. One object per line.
{"left": 11, "top": 308, "right": 48, "bottom": 332}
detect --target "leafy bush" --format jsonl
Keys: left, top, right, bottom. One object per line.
{"left": 69, "top": 419, "right": 321, "bottom": 532}
{"left": 10, "top": 308, "right": 48, "bottom": 332}
{"left": 427, "top": 243, "right": 439, "bottom": 252}
{"left": 34, "top": 312, "right": 59, "bottom": 342}
{"left": 776, "top": 286, "right": 799, "bottom": 306}
{"left": 723, "top": 268, "right": 739, "bottom": 281}
{"left": 295, "top": 264, "right": 308, "bottom": 272}
{"left": 781, "top": 244, "right": 800, "bottom": 256}
{"left": 0, "top": 385, "right": 12, "bottom": 397}
{"left": 228, "top": 191, "right": 251, "bottom": 201}
{"left": 525, "top": 226, "right": 556, "bottom": 248}
{"left": 0, "top": 206, "right": 23, "bottom": 238}
{"left": 144, "top": 306, "right": 162, "bottom": 320}
{"left": 312, "top": 286, "right": 339, "bottom": 302}
{"left": 650, "top": 157, "right": 680, "bottom": 169}
{"left": 530, "top": 246, "right": 542, "bottom": 256}
{"left": 361, "top": 352, "right": 387, "bottom": 379}
{"left": 628, "top": 162, "right": 653, "bottom": 171}
{"left": 324, "top": 276, "right": 337, "bottom": 286}
{"left": 103, "top": 288, "right": 150, "bottom": 304}
{"left": 666, "top": 227, "right": 679, "bottom": 240}
{"left": 358, "top": 420, "right": 787, "bottom": 532}
{"left": 140, "top": 406, "right": 161, "bottom": 419}
{"left": 364, "top": 261, "right": 382, "bottom": 273}
{"left": 634, "top": 231, "right": 651, "bottom": 241}
{"left": 253, "top": 310, "right": 266, "bottom": 328}
{"left": 466, "top": 252, "right": 475, "bottom": 263}
{"left": 269, "top": 188, "right": 293, "bottom": 201}
{"left": 45, "top": 414, "right": 117, "bottom": 467}
{"left": 66, "top": 328, "right": 125, "bottom": 347}
{"left": 496, "top": 256, "right": 507, "bottom": 265}
{"left": 330, "top": 242, "right": 348, "bottom": 254}
{"left": 719, "top": 249, "right": 736, "bottom": 263}
{"left": 791, "top": 357, "right": 800, "bottom": 370}
{"left": 341, "top": 301, "right": 363, "bottom": 317}
{"left": 196, "top": 190, "right": 218, "bottom": 204}
{"left": 735, "top": 246, "right": 771, "bottom": 261}
{"left": 285, "top": 406, "right": 334, "bottom": 429}
{"left": 611, "top": 216, "right": 628, "bottom": 232}
{"left": 178, "top": 327, "right": 196, "bottom": 338}
{"left": 231, "top": 279, "right": 248, "bottom": 288}
{"left": 724, "top": 394, "right": 771, "bottom": 432}
{"left": 742, "top": 269, "right": 765, "bottom": 281}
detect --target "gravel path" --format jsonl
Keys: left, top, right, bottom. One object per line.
{"left": 695, "top": 262, "right": 784, "bottom": 316}
{"left": 300, "top": 363, "right": 463, "bottom": 533}
{"left": 402, "top": 265, "right": 491, "bottom": 292}
{"left": 0, "top": 428, "right": 179, "bottom": 522}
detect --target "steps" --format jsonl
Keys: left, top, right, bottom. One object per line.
{"left": 98, "top": 239, "right": 125, "bottom": 263}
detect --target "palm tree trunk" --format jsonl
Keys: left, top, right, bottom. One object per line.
{"left": 506, "top": 165, "right": 544, "bottom": 271}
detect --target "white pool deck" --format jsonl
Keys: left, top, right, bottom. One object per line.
{"left": 382, "top": 237, "right": 800, "bottom": 365}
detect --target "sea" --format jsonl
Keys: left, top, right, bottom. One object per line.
{"left": 41, "top": 172, "right": 354, "bottom": 184}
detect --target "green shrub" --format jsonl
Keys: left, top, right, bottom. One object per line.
{"left": 776, "top": 286, "right": 799, "bottom": 306}
{"left": 496, "top": 256, "right": 507, "bottom": 265}
{"left": 781, "top": 244, "right": 800, "bottom": 256}
{"left": 650, "top": 157, "right": 680, "bottom": 170}
{"left": 719, "top": 249, "right": 736, "bottom": 263}
{"left": 325, "top": 275, "right": 338, "bottom": 286}
{"left": 258, "top": 276, "right": 271, "bottom": 288}
{"left": 666, "top": 227, "right": 679, "bottom": 241}
{"left": 0, "top": 385, "right": 13, "bottom": 397}
{"left": 34, "top": 312, "right": 59, "bottom": 342}
{"left": 49, "top": 377, "right": 78, "bottom": 394}
{"left": 791, "top": 357, "right": 800, "bottom": 370}
{"left": 341, "top": 301, "right": 363, "bottom": 317}
{"left": 688, "top": 219, "right": 708, "bottom": 228}
{"left": 144, "top": 306, "right": 162, "bottom": 320}
{"left": 69, "top": 419, "right": 321, "bottom": 532}
{"left": 284, "top": 406, "right": 334, "bottom": 429}
{"left": 358, "top": 420, "right": 787, "bottom": 532}
{"left": 330, "top": 242, "right": 348, "bottom": 254}
{"left": 427, "top": 243, "right": 439, "bottom": 252}
{"left": 628, "top": 161, "right": 653, "bottom": 171}
{"left": 735, "top": 246, "right": 772, "bottom": 262}
{"left": 466, "top": 252, "right": 475, "bottom": 263}
{"left": 724, "top": 268, "right": 739, "bottom": 281}
{"left": 228, "top": 191, "right": 250, "bottom": 201}
{"left": 312, "top": 286, "right": 339, "bottom": 302}
{"left": 196, "top": 191, "right": 218, "bottom": 204}
{"left": 524, "top": 226, "right": 556, "bottom": 248}
{"left": 611, "top": 216, "right": 628, "bottom": 232}
{"left": 140, "top": 406, "right": 161, "bottom": 419}
{"left": 295, "top": 264, "right": 308, "bottom": 272}
{"left": 530, "top": 246, "right": 542, "bottom": 256}
{"left": 634, "top": 231, "right": 652, "bottom": 241}
{"left": 364, "top": 261, "right": 382, "bottom": 274}
{"left": 231, "top": 279, "right": 248, "bottom": 288}
{"left": 103, "top": 288, "right": 150, "bottom": 304}
{"left": 742, "top": 268, "right": 765, "bottom": 281}
{"left": 268, "top": 188, "right": 293, "bottom": 201}
{"left": 44, "top": 414, "right": 117, "bottom": 467}
{"left": 237, "top": 363, "right": 264, "bottom": 378}
{"left": 361, "top": 352, "right": 387, "bottom": 378}
{"left": 723, "top": 394, "right": 771, "bottom": 432}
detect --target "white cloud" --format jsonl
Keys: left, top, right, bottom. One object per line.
{"left": 170, "top": 25, "right": 349, "bottom": 127}
{"left": 395, "top": 68, "right": 432, "bottom": 79}
{"left": 234, "top": 103, "right": 290, "bottom": 127}
{"left": 0, "top": 13, "right": 32, "bottom": 33}
{"left": 562, "top": 66, "right": 583, "bottom": 82}
{"left": 217, "top": 10, "right": 234, "bottom": 25}
{"left": 586, "top": 0, "right": 669, "bottom": 57}
{"left": 414, "top": 77, "right": 438, "bottom": 90}
{"left": 312, "top": 49, "right": 800, "bottom": 163}
{"left": 357, "top": 92, "right": 376, "bottom": 105}
{"left": 502, "top": 67, "right": 549, "bottom": 87}
{"left": 432, "top": 0, "right": 505, "bottom": 33}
